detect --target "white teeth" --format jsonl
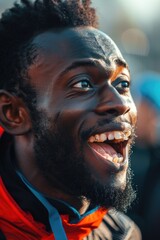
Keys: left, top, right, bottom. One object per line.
{"left": 100, "top": 133, "right": 107, "bottom": 142}
{"left": 95, "top": 134, "right": 100, "bottom": 142}
{"left": 114, "top": 132, "right": 122, "bottom": 140}
{"left": 88, "top": 130, "right": 131, "bottom": 143}
{"left": 108, "top": 133, "right": 114, "bottom": 140}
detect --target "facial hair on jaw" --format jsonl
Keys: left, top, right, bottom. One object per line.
{"left": 31, "top": 109, "right": 136, "bottom": 212}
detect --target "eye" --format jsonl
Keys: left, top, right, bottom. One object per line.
{"left": 72, "top": 79, "right": 93, "bottom": 91}
{"left": 115, "top": 80, "right": 130, "bottom": 92}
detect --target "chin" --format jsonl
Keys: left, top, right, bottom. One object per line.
{"left": 111, "top": 168, "right": 128, "bottom": 190}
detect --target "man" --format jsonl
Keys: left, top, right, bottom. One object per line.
{"left": 0, "top": 0, "right": 141, "bottom": 239}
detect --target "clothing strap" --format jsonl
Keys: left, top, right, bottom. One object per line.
{"left": 17, "top": 171, "right": 68, "bottom": 240}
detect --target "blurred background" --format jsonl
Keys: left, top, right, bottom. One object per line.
{"left": 1, "top": 1, "right": 160, "bottom": 239}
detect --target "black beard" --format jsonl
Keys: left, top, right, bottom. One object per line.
{"left": 31, "top": 110, "right": 136, "bottom": 212}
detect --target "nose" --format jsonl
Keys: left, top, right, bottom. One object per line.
{"left": 94, "top": 84, "right": 130, "bottom": 117}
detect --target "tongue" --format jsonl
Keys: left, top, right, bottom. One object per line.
{"left": 89, "top": 142, "right": 117, "bottom": 161}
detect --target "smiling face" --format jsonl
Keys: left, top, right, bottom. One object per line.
{"left": 26, "top": 27, "right": 137, "bottom": 210}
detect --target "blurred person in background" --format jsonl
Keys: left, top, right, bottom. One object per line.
{"left": 128, "top": 72, "right": 160, "bottom": 240}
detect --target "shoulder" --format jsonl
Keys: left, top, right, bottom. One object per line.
{"left": 104, "top": 210, "right": 142, "bottom": 239}
{"left": 85, "top": 210, "right": 142, "bottom": 240}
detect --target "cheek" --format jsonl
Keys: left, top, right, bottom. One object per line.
{"left": 53, "top": 100, "right": 95, "bottom": 136}
{"left": 56, "top": 97, "right": 97, "bottom": 121}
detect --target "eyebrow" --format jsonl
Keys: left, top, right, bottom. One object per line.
{"left": 59, "top": 59, "right": 98, "bottom": 77}
{"left": 59, "top": 57, "right": 129, "bottom": 78}
{"left": 115, "top": 58, "right": 127, "bottom": 68}
{"left": 114, "top": 58, "right": 130, "bottom": 73}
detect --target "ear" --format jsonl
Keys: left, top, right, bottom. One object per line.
{"left": 0, "top": 90, "right": 32, "bottom": 135}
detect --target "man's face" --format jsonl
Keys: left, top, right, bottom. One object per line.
{"left": 27, "top": 27, "right": 137, "bottom": 210}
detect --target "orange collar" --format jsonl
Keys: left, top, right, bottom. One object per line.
{"left": 61, "top": 207, "right": 107, "bottom": 239}
{"left": 0, "top": 177, "right": 107, "bottom": 240}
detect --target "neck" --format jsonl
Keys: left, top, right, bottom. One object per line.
{"left": 14, "top": 134, "right": 91, "bottom": 215}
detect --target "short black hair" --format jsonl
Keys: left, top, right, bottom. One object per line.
{"left": 0, "top": 0, "right": 98, "bottom": 96}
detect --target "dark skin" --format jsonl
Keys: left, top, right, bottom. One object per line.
{"left": 0, "top": 27, "right": 137, "bottom": 214}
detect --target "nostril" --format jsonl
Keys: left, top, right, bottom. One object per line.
{"left": 105, "top": 108, "right": 124, "bottom": 117}
{"left": 96, "top": 108, "right": 120, "bottom": 116}
{"left": 107, "top": 109, "right": 118, "bottom": 115}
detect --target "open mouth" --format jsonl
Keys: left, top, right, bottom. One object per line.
{"left": 88, "top": 130, "right": 131, "bottom": 166}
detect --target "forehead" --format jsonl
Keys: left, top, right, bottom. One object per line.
{"left": 31, "top": 27, "right": 124, "bottom": 66}
{"left": 28, "top": 27, "right": 128, "bottom": 91}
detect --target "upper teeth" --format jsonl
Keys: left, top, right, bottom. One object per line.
{"left": 88, "top": 130, "right": 131, "bottom": 143}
